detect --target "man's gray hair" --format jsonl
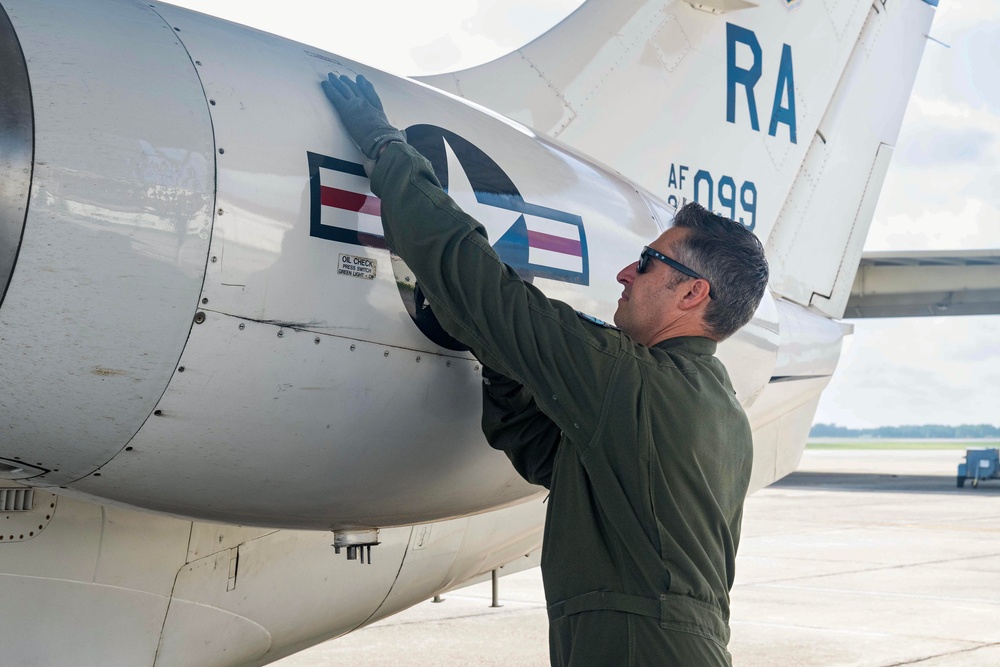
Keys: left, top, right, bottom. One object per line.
{"left": 671, "top": 202, "right": 769, "bottom": 341}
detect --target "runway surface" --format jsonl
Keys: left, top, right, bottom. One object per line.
{"left": 275, "top": 449, "right": 1000, "bottom": 666}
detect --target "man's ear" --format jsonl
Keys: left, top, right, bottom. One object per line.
{"left": 676, "top": 278, "right": 712, "bottom": 311}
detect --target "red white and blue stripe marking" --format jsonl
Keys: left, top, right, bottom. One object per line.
{"left": 308, "top": 139, "right": 589, "bottom": 285}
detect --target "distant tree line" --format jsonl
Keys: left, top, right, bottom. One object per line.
{"left": 810, "top": 423, "right": 1000, "bottom": 438}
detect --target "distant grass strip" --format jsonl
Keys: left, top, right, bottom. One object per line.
{"left": 806, "top": 439, "right": 1000, "bottom": 450}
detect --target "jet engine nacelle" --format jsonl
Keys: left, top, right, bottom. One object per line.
{"left": 0, "top": 0, "right": 779, "bottom": 529}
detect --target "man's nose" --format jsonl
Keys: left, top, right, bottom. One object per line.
{"left": 617, "top": 261, "right": 639, "bottom": 285}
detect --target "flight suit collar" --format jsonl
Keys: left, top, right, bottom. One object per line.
{"left": 652, "top": 336, "right": 717, "bottom": 356}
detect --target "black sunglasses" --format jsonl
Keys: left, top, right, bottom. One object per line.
{"left": 638, "top": 246, "right": 716, "bottom": 299}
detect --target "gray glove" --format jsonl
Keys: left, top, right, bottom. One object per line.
{"left": 322, "top": 73, "right": 405, "bottom": 176}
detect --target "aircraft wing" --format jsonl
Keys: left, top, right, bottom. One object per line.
{"left": 845, "top": 250, "right": 1000, "bottom": 318}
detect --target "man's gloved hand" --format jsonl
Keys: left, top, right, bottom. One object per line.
{"left": 322, "top": 73, "right": 405, "bottom": 176}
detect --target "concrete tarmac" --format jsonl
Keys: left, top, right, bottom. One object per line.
{"left": 275, "top": 449, "right": 1000, "bottom": 666}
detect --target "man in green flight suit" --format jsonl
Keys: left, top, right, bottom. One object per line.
{"left": 323, "top": 73, "right": 769, "bottom": 666}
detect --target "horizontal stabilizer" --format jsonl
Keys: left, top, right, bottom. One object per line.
{"left": 846, "top": 250, "right": 1000, "bottom": 318}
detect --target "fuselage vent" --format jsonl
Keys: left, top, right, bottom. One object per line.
{"left": 0, "top": 488, "right": 34, "bottom": 512}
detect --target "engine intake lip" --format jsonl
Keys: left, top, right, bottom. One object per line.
{"left": 0, "top": 3, "right": 32, "bottom": 308}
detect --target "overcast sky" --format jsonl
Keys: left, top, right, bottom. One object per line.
{"left": 169, "top": 0, "right": 999, "bottom": 429}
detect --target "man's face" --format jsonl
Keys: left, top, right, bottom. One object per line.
{"left": 613, "top": 227, "right": 690, "bottom": 345}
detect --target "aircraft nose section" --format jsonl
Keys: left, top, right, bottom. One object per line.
{"left": 0, "top": 4, "right": 32, "bottom": 307}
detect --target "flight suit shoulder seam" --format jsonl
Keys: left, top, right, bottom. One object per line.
{"left": 527, "top": 303, "right": 622, "bottom": 357}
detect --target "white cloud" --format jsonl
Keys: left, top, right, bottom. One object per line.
{"left": 869, "top": 197, "right": 1000, "bottom": 251}
{"left": 814, "top": 317, "right": 1000, "bottom": 428}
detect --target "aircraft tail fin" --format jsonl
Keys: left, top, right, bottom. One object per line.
{"left": 420, "top": 0, "right": 937, "bottom": 318}
{"left": 763, "top": 1, "right": 936, "bottom": 318}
